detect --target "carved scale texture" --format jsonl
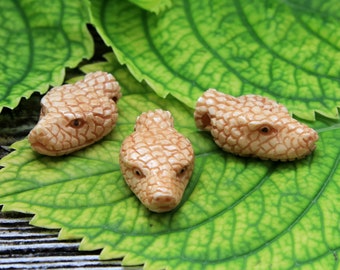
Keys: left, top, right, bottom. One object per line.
{"left": 194, "top": 89, "right": 318, "bottom": 161}
{"left": 120, "top": 110, "right": 194, "bottom": 213}
{"left": 28, "top": 71, "right": 121, "bottom": 156}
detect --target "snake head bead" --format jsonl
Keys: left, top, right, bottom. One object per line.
{"left": 194, "top": 89, "right": 318, "bottom": 161}
{"left": 120, "top": 109, "right": 195, "bottom": 213}
{"left": 28, "top": 71, "right": 121, "bottom": 156}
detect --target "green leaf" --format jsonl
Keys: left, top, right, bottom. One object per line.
{"left": 128, "top": 0, "right": 172, "bottom": 13}
{"left": 0, "top": 57, "right": 339, "bottom": 269}
{"left": 0, "top": 0, "right": 93, "bottom": 111}
{"left": 90, "top": 0, "right": 340, "bottom": 120}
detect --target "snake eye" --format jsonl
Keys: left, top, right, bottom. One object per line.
{"left": 133, "top": 168, "right": 145, "bottom": 178}
{"left": 259, "top": 125, "right": 275, "bottom": 135}
{"left": 249, "top": 121, "right": 275, "bottom": 135}
{"left": 260, "top": 126, "right": 270, "bottom": 133}
{"left": 69, "top": 118, "right": 84, "bottom": 128}
{"left": 177, "top": 166, "right": 188, "bottom": 178}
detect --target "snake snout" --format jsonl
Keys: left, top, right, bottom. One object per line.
{"left": 301, "top": 127, "right": 318, "bottom": 146}
{"left": 149, "top": 191, "right": 179, "bottom": 213}
{"left": 28, "top": 125, "right": 54, "bottom": 155}
{"left": 30, "top": 126, "right": 45, "bottom": 138}
{"left": 146, "top": 182, "right": 182, "bottom": 213}
{"left": 28, "top": 125, "right": 49, "bottom": 144}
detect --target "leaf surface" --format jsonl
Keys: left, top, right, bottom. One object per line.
{"left": 90, "top": 0, "right": 340, "bottom": 120}
{"left": 0, "top": 57, "right": 339, "bottom": 269}
{"left": 0, "top": 0, "right": 93, "bottom": 111}
{"left": 128, "top": 0, "right": 172, "bottom": 13}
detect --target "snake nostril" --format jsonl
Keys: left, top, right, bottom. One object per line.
{"left": 155, "top": 195, "right": 173, "bottom": 203}
{"left": 152, "top": 193, "right": 176, "bottom": 206}
{"left": 303, "top": 134, "right": 315, "bottom": 144}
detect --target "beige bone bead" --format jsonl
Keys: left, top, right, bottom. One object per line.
{"left": 120, "top": 109, "right": 194, "bottom": 213}
{"left": 194, "top": 89, "right": 318, "bottom": 161}
{"left": 28, "top": 71, "right": 121, "bottom": 156}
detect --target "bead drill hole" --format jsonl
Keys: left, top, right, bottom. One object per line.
{"left": 200, "top": 113, "right": 211, "bottom": 129}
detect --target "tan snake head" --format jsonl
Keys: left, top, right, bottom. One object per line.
{"left": 195, "top": 89, "right": 318, "bottom": 161}
{"left": 120, "top": 110, "right": 194, "bottom": 213}
{"left": 28, "top": 71, "right": 121, "bottom": 156}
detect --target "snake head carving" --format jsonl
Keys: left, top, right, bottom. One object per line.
{"left": 28, "top": 71, "right": 121, "bottom": 156}
{"left": 194, "top": 89, "right": 319, "bottom": 161}
{"left": 120, "top": 109, "right": 195, "bottom": 213}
